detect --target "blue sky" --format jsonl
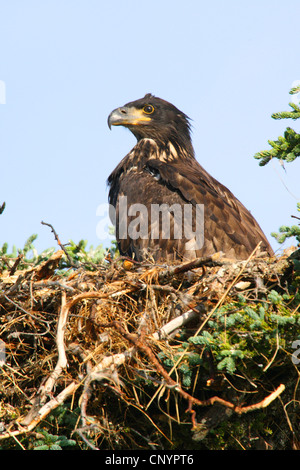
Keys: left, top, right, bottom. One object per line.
{"left": 0, "top": 0, "right": 299, "bottom": 256}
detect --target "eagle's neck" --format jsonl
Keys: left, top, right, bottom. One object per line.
{"left": 131, "top": 137, "right": 195, "bottom": 165}
{"left": 107, "top": 137, "right": 195, "bottom": 191}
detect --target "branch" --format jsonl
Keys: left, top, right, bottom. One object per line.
{"left": 20, "top": 291, "right": 69, "bottom": 426}
{"left": 158, "top": 251, "right": 224, "bottom": 281}
{"left": 0, "top": 382, "right": 79, "bottom": 440}
{"left": 85, "top": 308, "right": 199, "bottom": 382}
{"left": 109, "top": 321, "right": 285, "bottom": 418}
{"left": 41, "top": 220, "right": 73, "bottom": 266}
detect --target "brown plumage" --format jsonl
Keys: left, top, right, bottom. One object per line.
{"left": 107, "top": 94, "right": 274, "bottom": 262}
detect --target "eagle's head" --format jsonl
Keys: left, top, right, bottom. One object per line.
{"left": 108, "top": 94, "right": 193, "bottom": 154}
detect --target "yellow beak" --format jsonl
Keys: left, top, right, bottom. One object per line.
{"left": 108, "top": 106, "right": 152, "bottom": 129}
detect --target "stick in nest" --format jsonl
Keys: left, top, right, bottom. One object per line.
{"left": 106, "top": 320, "right": 285, "bottom": 423}
{"left": 41, "top": 220, "right": 73, "bottom": 266}
{"left": 157, "top": 251, "right": 224, "bottom": 281}
{"left": 20, "top": 291, "right": 69, "bottom": 426}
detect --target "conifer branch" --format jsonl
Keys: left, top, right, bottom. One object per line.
{"left": 254, "top": 87, "right": 300, "bottom": 167}
{"left": 254, "top": 85, "right": 300, "bottom": 246}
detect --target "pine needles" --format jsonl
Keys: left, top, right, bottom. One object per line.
{"left": 254, "top": 84, "right": 300, "bottom": 248}
{"left": 254, "top": 85, "right": 300, "bottom": 167}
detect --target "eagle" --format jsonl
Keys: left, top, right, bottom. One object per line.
{"left": 107, "top": 94, "right": 273, "bottom": 262}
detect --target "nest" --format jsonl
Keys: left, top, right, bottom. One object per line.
{"left": 0, "top": 247, "right": 299, "bottom": 450}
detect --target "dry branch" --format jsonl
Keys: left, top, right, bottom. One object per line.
{"left": 0, "top": 382, "right": 80, "bottom": 440}
{"left": 20, "top": 291, "right": 69, "bottom": 426}
{"left": 157, "top": 251, "right": 225, "bottom": 281}
{"left": 100, "top": 320, "right": 285, "bottom": 421}
{"left": 41, "top": 221, "right": 73, "bottom": 265}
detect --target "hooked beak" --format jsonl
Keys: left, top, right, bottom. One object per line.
{"left": 107, "top": 106, "right": 152, "bottom": 129}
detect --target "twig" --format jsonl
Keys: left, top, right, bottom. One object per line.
{"left": 185, "top": 384, "right": 286, "bottom": 415}
{"left": 20, "top": 291, "right": 69, "bottom": 426}
{"left": 9, "top": 253, "right": 24, "bottom": 276}
{"left": 61, "top": 289, "right": 136, "bottom": 312}
{"left": 158, "top": 251, "right": 224, "bottom": 281}
{"left": 2, "top": 294, "right": 51, "bottom": 325}
{"left": 73, "top": 428, "right": 100, "bottom": 450}
{"left": 41, "top": 220, "right": 73, "bottom": 265}
{"left": 29, "top": 380, "right": 79, "bottom": 425}
{"left": 32, "top": 280, "right": 77, "bottom": 293}
{"left": 233, "top": 384, "right": 285, "bottom": 414}
{"left": 151, "top": 309, "right": 198, "bottom": 340}
{"left": 0, "top": 273, "right": 25, "bottom": 298}
{"left": 0, "top": 381, "right": 79, "bottom": 440}
{"left": 263, "top": 329, "right": 280, "bottom": 372}
{"left": 104, "top": 320, "right": 285, "bottom": 419}
{"left": 193, "top": 243, "right": 262, "bottom": 336}
{"left": 86, "top": 308, "right": 199, "bottom": 380}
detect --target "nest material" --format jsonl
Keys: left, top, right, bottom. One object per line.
{"left": 0, "top": 247, "right": 299, "bottom": 449}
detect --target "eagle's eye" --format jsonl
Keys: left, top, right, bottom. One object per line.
{"left": 143, "top": 104, "right": 155, "bottom": 115}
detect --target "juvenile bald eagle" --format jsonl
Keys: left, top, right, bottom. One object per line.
{"left": 107, "top": 94, "right": 273, "bottom": 262}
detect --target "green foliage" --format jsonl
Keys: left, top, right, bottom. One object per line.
{"left": 187, "top": 291, "right": 300, "bottom": 375}
{"left": 0, "top": 405, "right": 82, "bottom": 450}
{"left": 0, "top": 234, "right": 109, "bottom": 272}
{"left": 63, "top": 239, "right": 106, "bottom": 267}
{"left": 255, "top": 127, "right": 300, "bottom": 167}
{"left": 254, "top": 86, "right": 300, "bottom": 167}
{"left": 32, "top": 430, "right": 76, "bottom": 450}
{"left": 254, "top": 85, "right": 300, "bottom": 246}
{"left": 271, "top": 203, "right": 300, "bottom": 245}
{"left": 157, "top": 281, "right": 300, "bottom": 382}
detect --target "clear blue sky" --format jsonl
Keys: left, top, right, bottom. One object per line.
{"left": 1, "top": 0, "right": 299, "bottom": 256}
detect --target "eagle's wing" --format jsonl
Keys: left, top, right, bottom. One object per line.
{"left": 111, "top": 167, "right": 190, "bottom": 261}
{"left": 145, "top": 158, "right": 273, "bottom": 259}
